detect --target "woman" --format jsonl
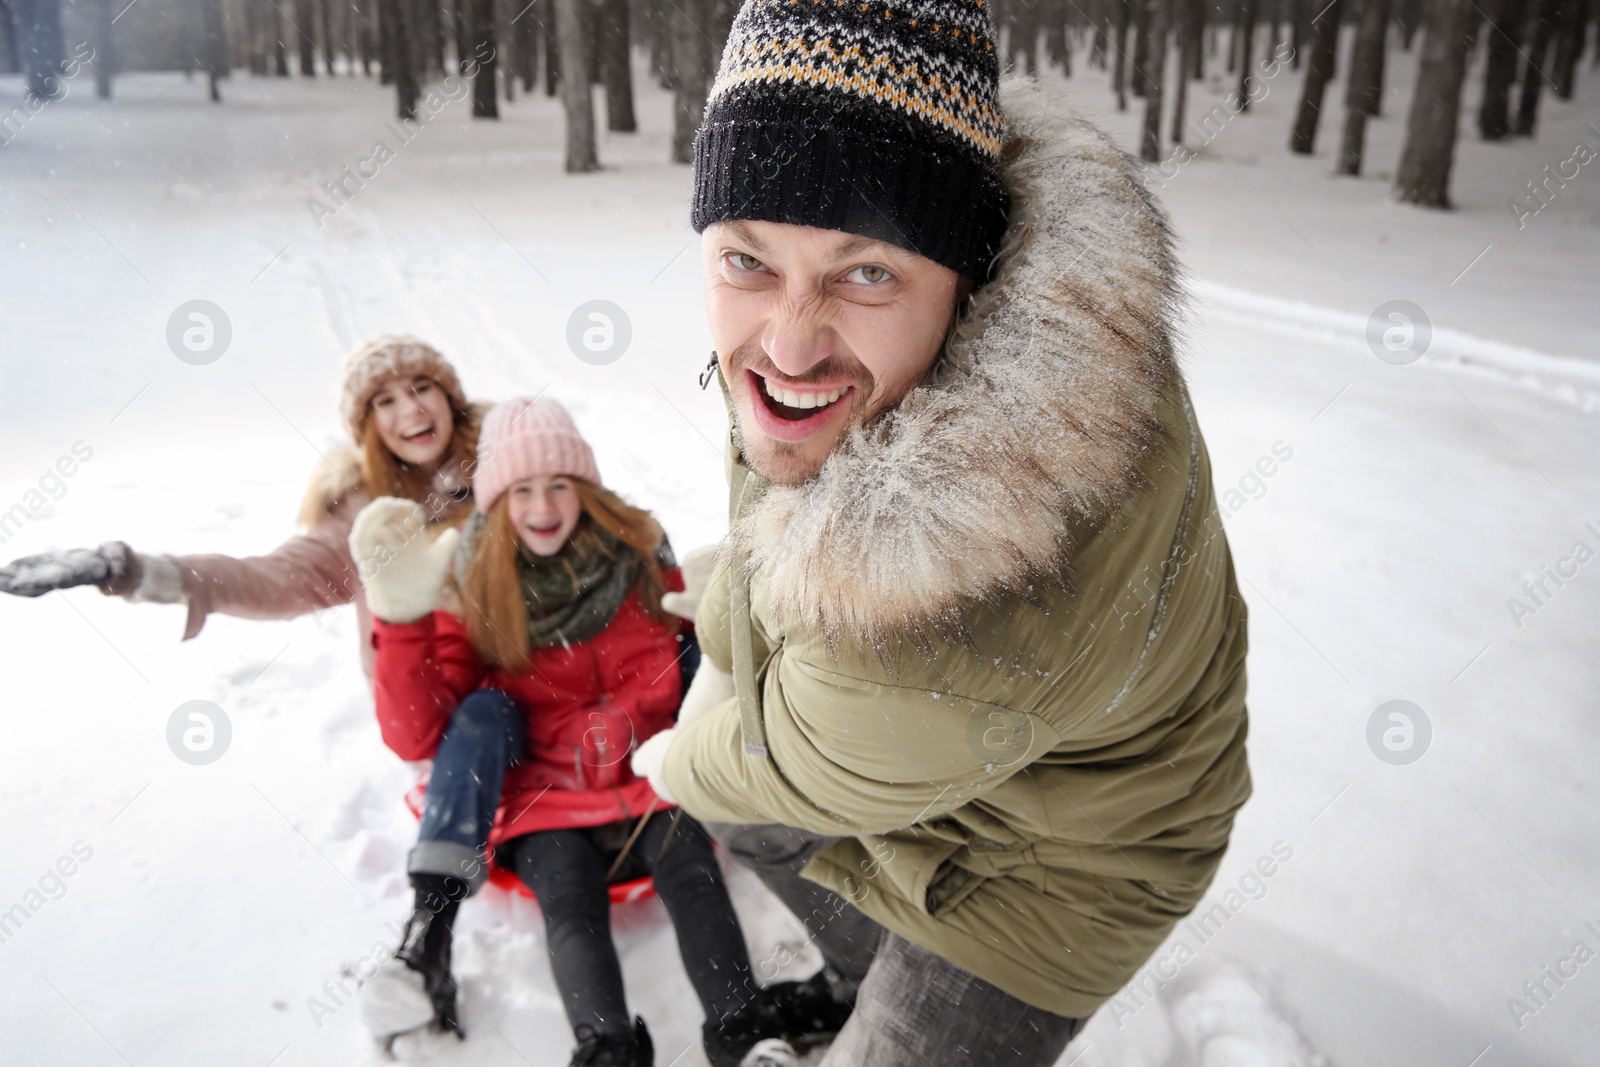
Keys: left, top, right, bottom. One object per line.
{"left": 351, "top": 397, "right": 823, "bottom": 1067}
{"left": 0, "top": 335, "right": 483, "bottom": 679}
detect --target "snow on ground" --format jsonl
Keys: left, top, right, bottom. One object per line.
{"left": 1, "top": 31, "right": 1597, "bottom": 1067}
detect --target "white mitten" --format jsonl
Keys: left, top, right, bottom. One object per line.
{"left": 677, "top": 660, "right": 735, "bottom": 728}
{"left": 631, "top": 728, "right": 680, "bottom": 804}
{"left": 348, "top": 498, "right": 461, "bottom": 624}
{"left": 660, "top": 544, "right": 719, "bottom": 622}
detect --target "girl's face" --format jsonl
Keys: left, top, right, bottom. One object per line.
{"left": 370, "top": 375, "right": 455, "bottom": 467}
{"left": 505, "top": 476, "right": 582, "bottom": 557}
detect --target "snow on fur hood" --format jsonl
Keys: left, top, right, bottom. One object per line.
{"left": 729, "top": 78, "right": 1187, "bottom": 645}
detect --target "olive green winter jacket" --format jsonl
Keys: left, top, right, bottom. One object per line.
{"left": 662, "top": 80, "right": 1252, "bottom": 1019}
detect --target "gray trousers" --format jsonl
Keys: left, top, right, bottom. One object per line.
{"left": 822, "top": 932, "right": 1086, "bottom": 1066}
{"left": 706, "top": 821, "right": 883, "bottom": 1000}
{"left": 709, "top": 823, "right": 1086, "bottom": 1066}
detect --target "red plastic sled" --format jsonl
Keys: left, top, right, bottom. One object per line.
{"left": 403, "top": 781, "right": 657, "bottom": 906}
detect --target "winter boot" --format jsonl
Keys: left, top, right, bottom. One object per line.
{"left": 763, "top": 970, "right": 854, "bottom": 1049}
{"left": 703, "top": 996, "right": 797, "bottom": 1067}
{"left": 568, "top": 1016, "right": 653, "bottom": 1066}
{"left": 360, "top": 874, "right": 467, "bottom": 1040}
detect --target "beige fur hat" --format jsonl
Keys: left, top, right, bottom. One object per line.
{"left": 339, "top": 335, "right": 468, "bottom": 443}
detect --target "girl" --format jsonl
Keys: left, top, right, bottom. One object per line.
{"left": 0, "top": 334, "right": 483, "bottom": 681}
{"left": 351, "top": 397, "right": 807, "bottom": 1067}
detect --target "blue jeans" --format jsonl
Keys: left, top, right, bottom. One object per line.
{"left": 407, "top": 689, "right": 525, "bottom": 894}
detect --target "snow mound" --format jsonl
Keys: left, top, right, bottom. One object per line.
{"left": 1067, "top": 961, "right": 1329, "bottom": 1067}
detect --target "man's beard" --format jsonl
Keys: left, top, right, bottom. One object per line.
{"left": 723, "top": 341, "right": 877, "bottom": 487}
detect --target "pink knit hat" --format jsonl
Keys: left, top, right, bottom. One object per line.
{"left": 474, "top": 397, "right": 602, "bottom": 513}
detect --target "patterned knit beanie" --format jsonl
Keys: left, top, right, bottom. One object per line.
{"left": 339, "top": 335, "right": 469, "bottom": 443}
{"left": 692, "top": 0, "right": 1009, "bottom": 281}
{"left": 473, "top": 397, "right": 602, "bottom": 514}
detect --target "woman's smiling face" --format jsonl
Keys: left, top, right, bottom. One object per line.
{"left": 505, "top": 476, "right": 583, "bottom": 557}
{"left": 370, "top": 375, "right": 455, "bottom": 467}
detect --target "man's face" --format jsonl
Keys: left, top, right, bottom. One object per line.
{"left": 702, "top": 220, "right": 965, "bottom": 486}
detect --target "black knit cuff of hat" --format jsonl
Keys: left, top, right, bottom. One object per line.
{"left": 691, "top": 92, "right": 1009, "bottom": 283}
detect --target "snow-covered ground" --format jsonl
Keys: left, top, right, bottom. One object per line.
{"left": 2, "top": 32, "right": 1597, "bottom": 1067}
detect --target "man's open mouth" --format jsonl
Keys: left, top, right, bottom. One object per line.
{"left": 756, "top": 375, "right": 849, "bottom": 422}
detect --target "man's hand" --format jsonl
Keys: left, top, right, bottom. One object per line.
{"left": 0, "top": 542, "right": 138, "bottom": 597}
{"left": 631, "top": 728, "right": 679, "bottom": 804}
{"left": 660, "top": 544, "right": 718, "bottom": 622}
{"left": 348, "top": 498, "right": 460, "bottom": 624}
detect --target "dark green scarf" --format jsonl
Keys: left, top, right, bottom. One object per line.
{"left": 457, "top": 510, "right": 640, "bottom": 648}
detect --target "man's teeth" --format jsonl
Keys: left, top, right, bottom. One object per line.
{"left": 762, "top": 378, "right": 844, "bottom": 410}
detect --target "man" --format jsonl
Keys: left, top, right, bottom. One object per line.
{"left": 634, "top": 0, "right": 1252, "bottom": 1061}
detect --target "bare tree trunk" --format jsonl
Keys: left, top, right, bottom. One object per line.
{"left": 1289, "top": 0, "right": 1342, "bottom": 152}
{"left": 542, "top": 0, "right": 561, "bottom": 94}
{"left": 22, "top": 0, "right": 66, "bottom": 99}
{"left": 1140, "top": 0, "right": 1168, "bottom": 160}
{"left": 340, "top": 0, "right": 353, "bottom": 71}
{"left": 1289, "top": 0, "right": 1302, "bottom": 68}
{"left": 1514, "top": 0, "right": 1561, "bottom": 134}
{"left": 1131, "top": 0, "right": 1149, "bottom": 93}
{"left": 649, "top": 0, "right": 670, "bottom": 83}
{"left": 361, "top": 0, "right": 376, "bottom": 74}
{"left": 1551, "top": 0, "right": 1584, "bottom": 97}
{"left": 1227, "top": 0, "right": 1239, "bottom": 72}
{"left": 457, "top": 0, "right": 471, "bottom": 74}
{"left": 91, "top": 0, "right": 114, "bottom": 95}
{"left": 1336, "top": 0, "right": 1390, "bottom": 173}
{"left": 1357, "top": 0, "right": 1387, "bottom": 113}
{"left": 1171, "top": 0, "right": 1193, "bottom": 141}
{"left": 1008, "top": 0, "right": 1040, "bottom": 74}
{"left": 1045, "top": 0, "right": 1069, "bottom": 71}
{"left": 409, "top": 0, "right": 429, "bottom": 79}
{"left": 203, "top": 0, "right": 228, "bottom": 99}
{"left": 582, "top": 0, "right": 600, "bottom": 83}
{"left": 277, "top": 0, "right": 292, "bottom": 75}
{"left": 381, "top": 0, "right": 419, "bottom": 115}
{"left": 470, "top": 0, "right": 499, "bottom": 115}
{"left": 297, "top": 0, "right": 317, "bottom": 73}
{"left": 1113, "top": 0, "right": 1131, "bottom": 109}
{"left": 504, "top": 0, "right": 515, "bottom": 101}
{"left": 514, "top": 0, "right": 537, "bottom": 88}
{"left": 670, "top": 0, "right": 707, "bottom": 161}
{"left": 557, "top": 0, "right": 598, "bottom": 169}
{"left": 431, "top": 0, "right": 447, "bottom": 73}
{"left": 600, "top": 0, "right": 636, "bottom": 129}
{"left": 1477, "top": 0, "right": 1521, "bottom": 138}
{"left": 244, "top": 0, "right": 264, "bottom": 74}
{"left": 1396, "top": 0, "right": 1422, "bottom": 47}
{"left": 322, "top": 0, "right": 336, "bottom": 72}
{"left": 379, "top": 0, "right": 394, "bottom": 79}
{"left": 1236, "top": 0, "right": 1255, "bottom": 110}
{"left": 1395, "top": 0, "right": 1472, "bottom": 206}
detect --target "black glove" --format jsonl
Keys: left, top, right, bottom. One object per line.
{"left": 0, "top": 541, "right": 139, "bottom": 597}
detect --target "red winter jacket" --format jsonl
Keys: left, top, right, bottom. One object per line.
{"left": 370, "top": 579, "right": 684, "bottom": 846}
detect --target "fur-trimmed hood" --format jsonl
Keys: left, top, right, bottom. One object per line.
{"left": 296, "top": 448, "right": 366, "bottom": 528}
{"left": 729, "top": 79, "right": 1187, "bottom": 644}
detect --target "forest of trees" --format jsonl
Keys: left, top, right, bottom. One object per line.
{"left": 2, "top": 0, "right": 1595, "bottom": 207}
